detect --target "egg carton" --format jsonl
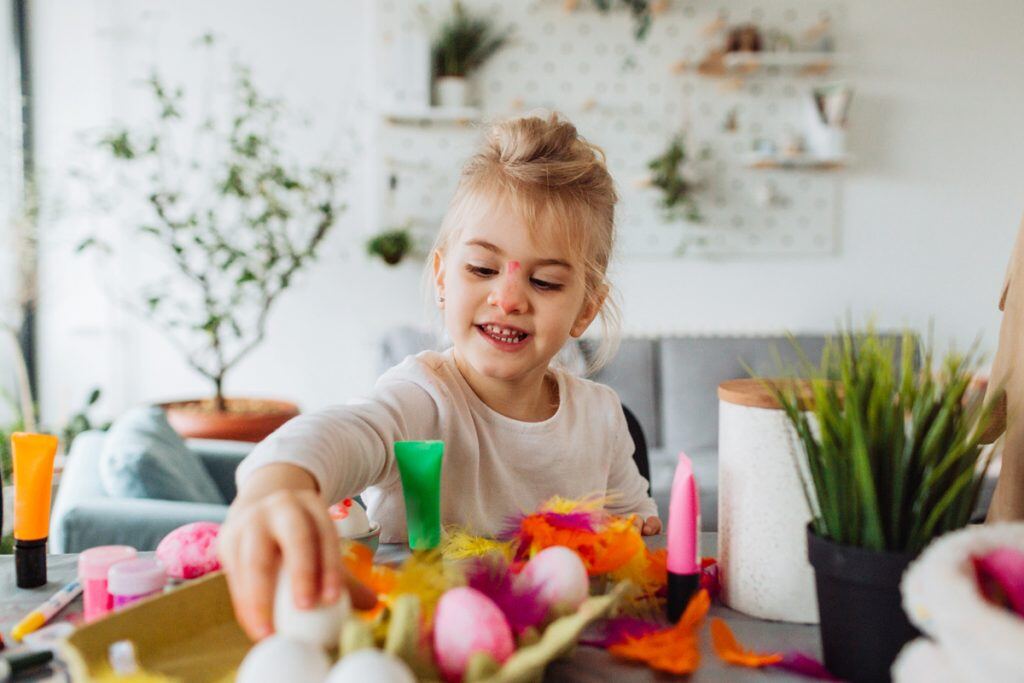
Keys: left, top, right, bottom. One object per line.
{"left": 61, "top": 570, "right": 629, "bottom": 682}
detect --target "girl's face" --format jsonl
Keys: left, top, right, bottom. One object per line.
{"left": 433, "top": 197, "right": 602, "bottom": 385}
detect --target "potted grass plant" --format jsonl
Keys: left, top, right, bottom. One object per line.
{"left": 767, "top": 329, "right": 1001, "bottom": 683}
{"left": 431, "top": 1, "right": 511, "bottom": 107}
{"left": 77, "top": 44, "right": 346, "bottom": 441}
{"left": 366, "top": 227, "right": 413, "bottom": 266}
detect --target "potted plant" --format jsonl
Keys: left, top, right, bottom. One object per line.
{"left": 431, "top": 1, "right": 511, "bottom": 108}
{"left": 77, "top": 49, "right": 346, "bottom": 441}
{"left": 366, "top": 227, "right": 413, "bottom": 266}
{"left": 766, "top": 329, "right": 1000, "bottom": 683}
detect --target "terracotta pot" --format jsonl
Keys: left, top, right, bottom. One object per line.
{"left": 161, "top": 398, "right": 300, "bottom": 442}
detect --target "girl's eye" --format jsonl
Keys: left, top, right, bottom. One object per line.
{"left": 531, "top": 278, "right": 563, "bottom": 291}
{"left": 466, "top": 264, "right": 497, "bottom": 277}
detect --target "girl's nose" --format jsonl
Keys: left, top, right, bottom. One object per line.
{"left": 487, "top": 261, "right": 527, "bottom": 315}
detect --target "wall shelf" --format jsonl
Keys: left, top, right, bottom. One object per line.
{"left": 742, "top": 153, "right": 849, "bottom": 170}
{"left": 697, "top": 51, "right": 841, "bottom": 77}
{"left": 381, "top": 106, "right": 481, "bottom": 126}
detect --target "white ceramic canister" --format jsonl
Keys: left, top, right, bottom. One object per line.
{"left": 717, "top": 379, "right": 818, "bottom": 623}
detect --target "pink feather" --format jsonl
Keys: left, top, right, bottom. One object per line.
{"left": 541, "top": 510, "right": 598, "bottom": 532}
{"left": 579, "top": 616, "right": 665, "bottom": 648}
{"left": 465, "top": 557, "right": 549, "bottom": 634}
{"left": 972, "top": 548, "right": 1024, "bottom": 617}
{"left": 770, "top": 652, "right": 841, "bottom": 680}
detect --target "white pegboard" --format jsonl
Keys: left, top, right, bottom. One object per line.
{"left": 371, "top": 0, "right": 847, "bottom": 258}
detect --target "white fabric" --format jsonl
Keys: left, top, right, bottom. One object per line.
{"left": 237, "top": 349, "right": 657, "bottom": 542}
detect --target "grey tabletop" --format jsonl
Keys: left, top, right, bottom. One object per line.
{"left": 1, "top": 534, "right": 821, "bottom": 682}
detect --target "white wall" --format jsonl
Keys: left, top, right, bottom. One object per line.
{"left": 30, "top": 0, "right": 1024, "bottom": 426}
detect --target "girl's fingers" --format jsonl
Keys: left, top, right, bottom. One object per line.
{"left": 269, "top": 499, "right": 322, "bottom": 610}
{"left": 641, "top": 516, "right": 663, "bottom": 536}
{"left": 236, "top": 525, "right": 279, "bottom": 641}
{"left": 301, "top": 495, "right": 344, "bottom": 604}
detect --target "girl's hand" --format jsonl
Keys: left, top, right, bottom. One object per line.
{"left": 634, "top": 515, "right": 662, "bottom": 536}
{"left": 219, "top": 465, "right": 377, "bottom": 641}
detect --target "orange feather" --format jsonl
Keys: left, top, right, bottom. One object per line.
{"left": 609, "top": 590, "right": 711, "bottom": 675}
{"left": 710, "top": 618, "right": 784, "bottom": 667}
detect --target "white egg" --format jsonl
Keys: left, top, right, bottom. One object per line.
{"left": 273, "top": 570, "right": 350, "bottom": 649}
{"left": 333, "top": 501, "right": 372, "bottom": 538}
{"left": 521, "top": 546, "right": 589, "bottom": 613}
{"left": 237, "top": 635, "right": 330, "bottom": 683}
{"left": 326, "top": 649, "right": 416, "bottom": 683}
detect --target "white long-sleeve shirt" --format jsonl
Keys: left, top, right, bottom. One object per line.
{"left": 236, "top": 349, "right": 657, "bottom": 542}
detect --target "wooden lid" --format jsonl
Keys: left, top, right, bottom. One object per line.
{"left": 717, "top": 378, "right": 818, "bottom": 409}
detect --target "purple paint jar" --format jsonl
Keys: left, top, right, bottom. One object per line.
{"left": 107, "top": 558, "right": 167, "bottom": 610}
{"left": 78, "top": 546, "right": 138, "bottom": 622}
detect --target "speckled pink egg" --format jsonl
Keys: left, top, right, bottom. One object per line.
{"left": 433, "top": 587, "right": 514, "bottom": 681}
{"left": 520, "top": 546, "right": 589, "bottom": 613}
{"left": 155, "top": 521, "right": 221, "bottom": 580}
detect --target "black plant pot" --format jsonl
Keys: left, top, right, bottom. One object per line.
{"left": 807, "top": 527, "right": 920, "bottom": 683}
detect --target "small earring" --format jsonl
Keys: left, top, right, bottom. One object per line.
{"left": 437, "top": 295, "right": 445, "bottom": 303}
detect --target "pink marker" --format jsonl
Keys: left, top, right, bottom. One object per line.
{"left": 666, "top": 451, "right": 701, "bottom": 622}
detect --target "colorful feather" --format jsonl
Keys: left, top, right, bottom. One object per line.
{"left": 772, "top": 652, "right": 842, "bottom": 680}
{"left": 710, "top": 618, "right": 784, "bottom": 667}
{"left": 972, "top": 547, "right": 1024, "bottom": 617}
{"left": 464, "top": 556, "right": 549, "bottom": 634}
{"left": 580, "top": 615, "right": 664, "bottom": 648}
{"left": 608, "top": 589, "right": 710, "bottom": 675}
{"left": 441, "top": 529, "right": 515, "bottom": 562}
{"left": 342, "top": 542, "right": 397, "bottom": 619}
{"left": 390, "top": 550, "right": 459, "bottom": 624}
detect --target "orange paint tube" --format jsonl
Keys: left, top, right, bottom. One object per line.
{"left": 12, "top": 432, "right": 59, "bottom": 588}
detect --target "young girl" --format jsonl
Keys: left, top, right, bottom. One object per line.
{"left": 220, "top": 113, "right": 661, "bottom": 640}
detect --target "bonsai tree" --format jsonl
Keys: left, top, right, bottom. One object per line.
{"left": 77, "top": 56, "right": 346, "bottom": 412}
{"left": 432, "top": 1, "right": 511, "bottom": 79}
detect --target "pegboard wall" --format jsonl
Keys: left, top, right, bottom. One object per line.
{"left": 371, "top": 0, "right": 848, "bottom": 259}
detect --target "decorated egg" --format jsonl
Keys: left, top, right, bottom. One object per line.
{"left": 433, "top": 587, "right": 514, "bottom": 681}
{"left": 155, "top": 521, "right": 221, "bottom": 580}
{"left": 273, "top": 570, "right": 350, "bottom": 649}
{"left": 326, "top": 649, "right": 416, "bottom": 683}
{"left": 236, "top": 635, "right": 330, "bottom": 683}
{"left": 329, "top": 498, "right": 372, "bottom": 538}
{"left": 520, "top": 546, "right": 589, "bottom": 613}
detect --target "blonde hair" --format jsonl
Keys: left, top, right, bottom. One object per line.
{"left": 429, "top": 112, "right": 621, "bottom": 373}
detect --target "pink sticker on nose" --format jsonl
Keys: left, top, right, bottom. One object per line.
{"left": 507, "top": 261, "right": 521, "bottom": 273}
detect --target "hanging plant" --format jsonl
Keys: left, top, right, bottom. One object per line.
{"left": 647, "top": 136, "right": 708, "bottom": 223}
{"left": 590, "top": 0, "right": 657, "bottom": 42}
{"left": 367, "top": 228, "right": 414, "bottom": 266}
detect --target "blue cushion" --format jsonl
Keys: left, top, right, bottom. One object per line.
{"left": 99, "top": 407, "right": 225, "bottom": 504}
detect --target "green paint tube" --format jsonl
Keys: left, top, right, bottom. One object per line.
{"left": 394, "top": 440, "right": 444, "bottom": 551}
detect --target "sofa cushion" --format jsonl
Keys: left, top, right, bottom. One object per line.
{"left": 100, "top": 407, "right": 225, "bottom": 504}
{"left": 659, "top": 335, "right": 830, "bottom": 454}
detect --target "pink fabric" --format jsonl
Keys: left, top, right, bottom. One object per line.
{"left": 155, "top": 522, "right": 221, "bottom": 580}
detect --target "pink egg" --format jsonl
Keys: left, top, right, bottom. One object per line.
{"left": 433, "top": 587, "right": 514, "bottom": 681}
{"left": 520, "top": 546, "right": 589, "bottom": 613}
{"left": 155, "top": 521, "right": 221, "bottom": 580}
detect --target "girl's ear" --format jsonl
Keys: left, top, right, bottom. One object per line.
{"left": 570, "top": 284, "right": 607, "bottom": 338}
{"left": 432, "top": 249, "right": 446, "bottom": 307}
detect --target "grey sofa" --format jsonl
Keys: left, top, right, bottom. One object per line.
{"left": 588, "top": 334, "right": 839, "bottom": 528}
{"left": 50, "top": 431, "right": 253, "bottom": 553}
{"left": 380, "top": 327, "right": 841, "bottom": 530}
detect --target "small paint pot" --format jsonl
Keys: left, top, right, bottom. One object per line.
{"left": 108, "top": 558, "right": 167, "bottom": 610}
{"left": 78, "top": 546, "right": 138, "bottom": 622}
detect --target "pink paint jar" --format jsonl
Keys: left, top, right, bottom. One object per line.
{"left": 107, "top": 558, "right": 167, "bottom": 610}
{"left": 78, "top": 546, "right": 138, "bottom": 623}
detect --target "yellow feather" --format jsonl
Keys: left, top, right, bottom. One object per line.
{"left": 441, "top": 529, "right": 514, "bottom": 561}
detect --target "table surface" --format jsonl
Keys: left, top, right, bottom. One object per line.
{"left": 0, "top": 534, "right": 821, "bottom": 682}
